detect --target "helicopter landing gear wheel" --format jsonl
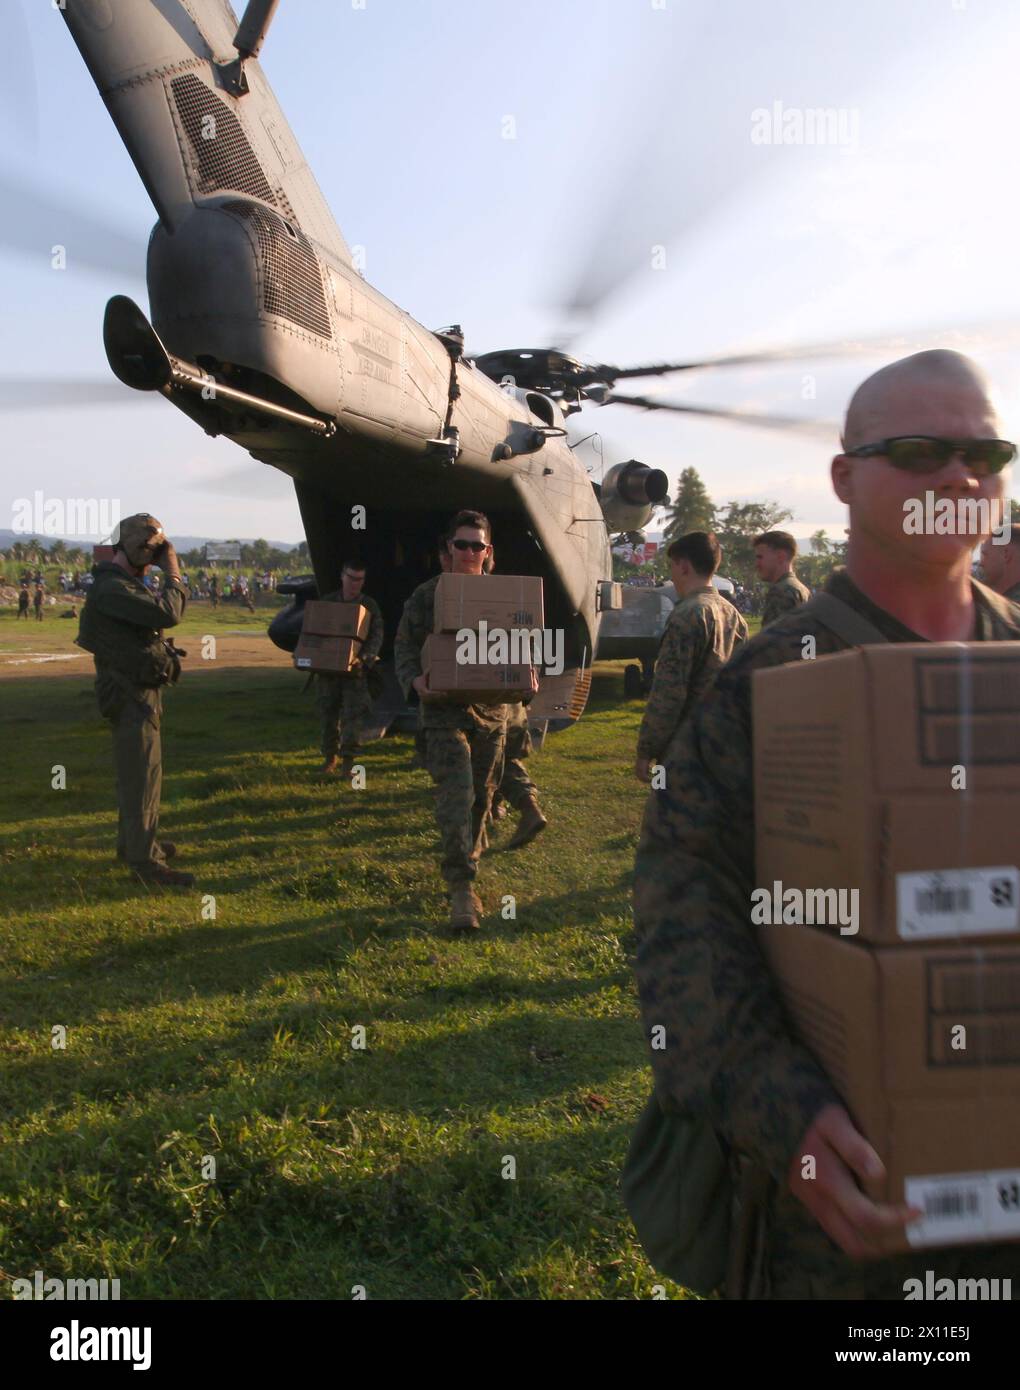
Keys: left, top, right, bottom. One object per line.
{"left": 624, "top": 664, "right": 644, "bottom": 699}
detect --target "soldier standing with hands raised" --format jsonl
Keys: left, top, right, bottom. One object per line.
{"left": 77, "top": 514, "right": 193, "bottom": 889}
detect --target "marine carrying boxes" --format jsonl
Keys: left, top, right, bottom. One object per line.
{"left": 294, "top": 600, "right": 371, "bottom": 674}
{"left": 754, "top": 643, "right": 1020, "bottom": 946}
{"left": 752, "top": 643, "right": 1020, "bottom": 1250}
{"left": 759, "top": 924, "right": 1020, "bottom": 1250}
{"left": 432, "top": 573, "right": 544, "bottom": 635}
{"left": 423, "top": 573, "right": 543, "bottom": 700}
{"left": 423, "top": 634, "right": 534, "bottom": 703}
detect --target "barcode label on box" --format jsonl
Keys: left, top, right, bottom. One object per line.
{"left": 896, "top": 867, "right": 1019, "bottom": 940}
{"left": 906, "top": 1169, "right": 1020, "bottom": 1246}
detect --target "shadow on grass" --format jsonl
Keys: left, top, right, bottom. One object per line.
{"left": 0, "top": 869, "right": 633, "bottom": 1029}
{"left": 0, "top": 1100, "right": 653, "bottom": 1299}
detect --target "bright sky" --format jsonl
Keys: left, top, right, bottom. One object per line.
{"left": 2, "top": 0, "right": 1019, "bottom": 542}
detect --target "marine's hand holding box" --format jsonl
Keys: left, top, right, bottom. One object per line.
{"left": 424, "top": 573, "right": 544, "bottom": 700}
{"left": 423, "top": 634, "right": 534, "bottom": 702}
{"left": 753, "top": 642, "right": 1020, "bottom": 1251}
{"left": 294, "top": 600, "right": 371, "bottom": 673}
{"left": 758, "top": 924, "right": 1020, "bottom": 1251}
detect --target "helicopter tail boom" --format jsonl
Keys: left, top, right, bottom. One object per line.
{"left": 60, "top": 0, "right": 352, "bottom": 265}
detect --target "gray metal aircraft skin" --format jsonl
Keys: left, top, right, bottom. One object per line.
{"left": 59, "top": 0, "right": 659, "bottom": 719}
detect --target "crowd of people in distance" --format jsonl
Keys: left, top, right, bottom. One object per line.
{"left": 9, "top": 564, "right": 288, "bottom": 614}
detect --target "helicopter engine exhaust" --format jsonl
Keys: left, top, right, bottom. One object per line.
{"left": 597, "top": 459, "right": 669, "bottom": 533}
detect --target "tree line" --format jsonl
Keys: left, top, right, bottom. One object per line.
{"left": 622, "top": 466, "right": 848, "bottom": 591}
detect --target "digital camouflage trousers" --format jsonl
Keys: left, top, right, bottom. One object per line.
{"left": 423, "top": 724, "right": 506, "bottom": 887}
{"left": 317, "top": 672, "right": 374, "bottom": 758}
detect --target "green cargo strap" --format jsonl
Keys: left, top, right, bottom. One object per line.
{"left": 800, "top": 591, "right": 890, "bottom": 646}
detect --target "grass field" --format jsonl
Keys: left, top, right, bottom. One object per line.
{"left": 0, "top": 608, "right": 691, "bottom": 1300}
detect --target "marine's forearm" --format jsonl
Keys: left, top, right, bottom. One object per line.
{"left": 96, "top": 580, "right": 186, "bottom": 629}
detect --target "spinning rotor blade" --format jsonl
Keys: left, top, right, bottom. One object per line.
{"left": 0, "top": 173, "right": 148, "bottom": 280}
{"left": 0, "top": 378, "right": 154, "bottom": 410}
{"left": 599, "top": 321, "right": 1020, "bottom": 384}
{"left": 600, "top": 392, "right": 839, "bottom": 439}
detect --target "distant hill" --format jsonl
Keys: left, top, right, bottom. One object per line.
{"left": 0, "top": 531, "right": 302, "bottom": 553}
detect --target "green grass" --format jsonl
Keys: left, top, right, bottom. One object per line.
{"left": 0, "top": 650, "right": 689, "bottom": 1300}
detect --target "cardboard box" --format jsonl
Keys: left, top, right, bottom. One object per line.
{"left": 760, "top": 923, "right": 1020, "bottom": 1249}
{"left": 754, "top": 644, "right": 1020, "bottom": 945}
{"left": 300, "top": 600, "right": 371, "bottom": 640}
{"left": 433, "top": 573, "right": 544, "bottom": 635}
{"left": 422, "top": 633, "right": 533, "bottom": 702}
{"left": 293, "top": 633, "right": 360, "bottom": 674}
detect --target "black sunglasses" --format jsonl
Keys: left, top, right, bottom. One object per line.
{"left": 451, "top": 538, "right": 488, "bottom": 552}
{"left": 845, "top": 436, "right": 1017, "bottom": 476}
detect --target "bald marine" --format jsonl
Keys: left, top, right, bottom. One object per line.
{"left": 831, "top": 350, "right": 1015, "bottom": 600}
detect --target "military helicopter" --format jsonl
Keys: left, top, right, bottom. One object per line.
{"left": 20, "top": 1, "right": 991, "bottom": 729}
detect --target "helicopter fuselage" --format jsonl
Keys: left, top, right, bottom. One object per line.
{"left": 61, "top": 0, "right": 645, "bottom": 692}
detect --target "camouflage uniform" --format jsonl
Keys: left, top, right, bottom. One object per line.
{"left": 77, "top": 562, "right": 186, "bottom": 872}
{"left": 632, "top": 568, "right": 1020, "bottom": 1299}
{"left": 394, "top": 575, "right": 507, "bottom": 887}
{"left": 497, "top": 699, "right": 536, "bottom": 809}
{"left": 316, "top": 591, "right": 384, "bottom": 761}
{"left": 636, "top": 586, "right": 748, "bottom": 765}
{"left": 760, "top": 571, "right": 811, "bottom": 627}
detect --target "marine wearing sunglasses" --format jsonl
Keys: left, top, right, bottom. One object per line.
{"left": 843, "top": 436, "right": 1016, "bottom": 476}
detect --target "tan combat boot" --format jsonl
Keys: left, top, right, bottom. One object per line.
{"left": 450, "top": 883, "right": 482, "bottom": 932}
{"left": 319, "top": 756, "right": 339, "bottom": 775}
{"left": 505, "top": 797, "right": 548, "bottom": 851}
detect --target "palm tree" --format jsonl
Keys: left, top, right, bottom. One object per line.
{"left": 661, "top": 467, "right": 716, "bottom": 542}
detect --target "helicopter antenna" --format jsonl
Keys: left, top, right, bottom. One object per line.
{"left": 221, "top": 0, "right": 282, "bottom": 96}
{"left": 568, "top": 431, "right": 605, "bottom": 478}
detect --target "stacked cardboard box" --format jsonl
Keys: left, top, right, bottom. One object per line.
{"left": 753, "top": 642, "right": 1020, "bottom": 1249}
{"left": 433, "top": 574, "right": 544, "bottom": 633}
{"left": 423, "top": 573, "right": 543, "bottom": 703}
{"left": 294, "top": 599, "right": 371, "bottom": 674}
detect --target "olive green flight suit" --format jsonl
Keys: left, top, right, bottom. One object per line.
{"left": 77, "top": 562, "right": 186, "bottom": 871}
